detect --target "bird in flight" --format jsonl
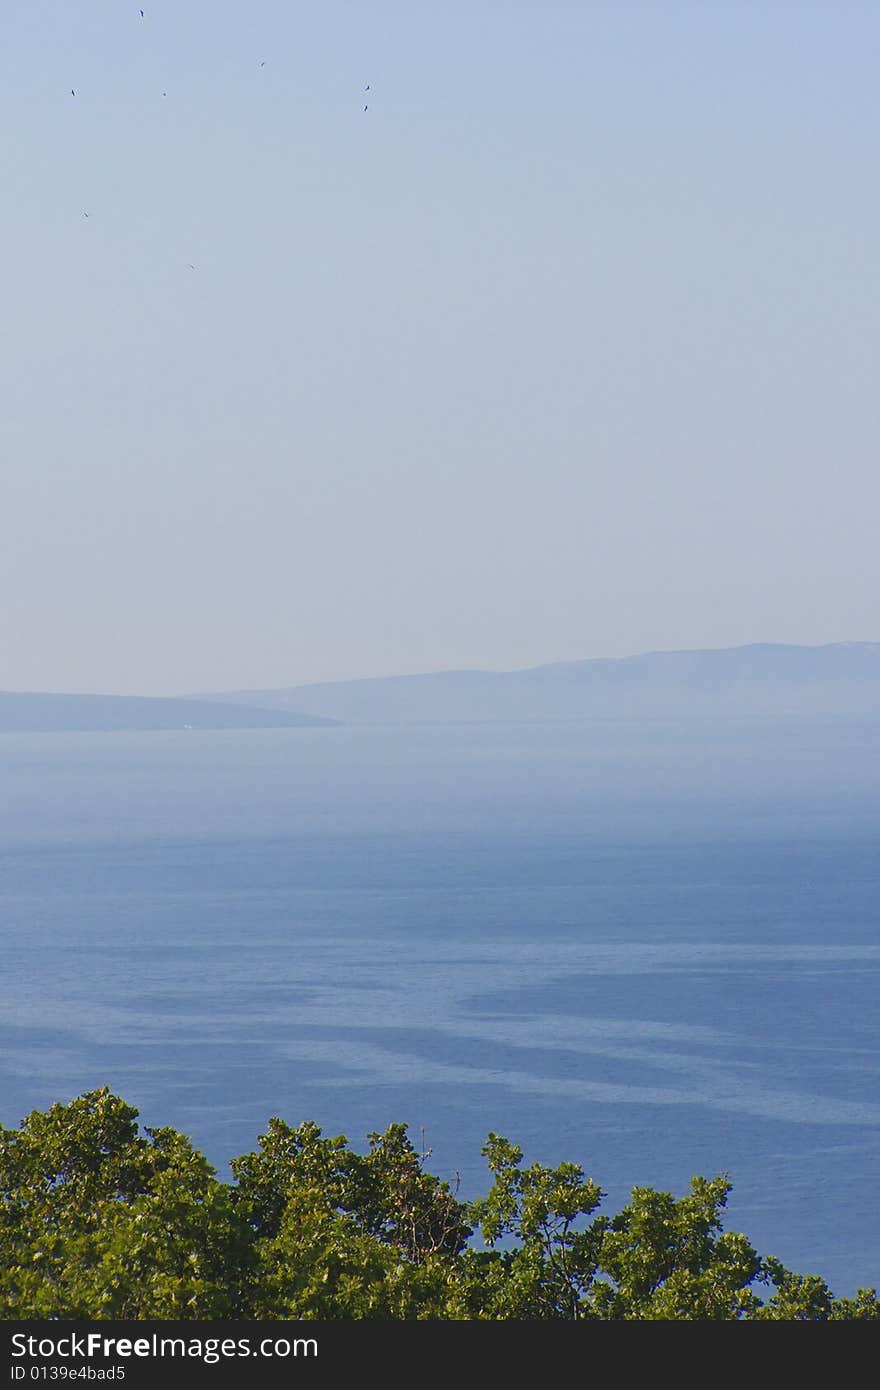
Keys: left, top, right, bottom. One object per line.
{"left": 139, "top": 8, "right": 144, "bottom": 16}
{"left": 82, "top": 211, "right": 89, "bottom": 218}
{"left": 70, "top": 88, "right": 76, "bottom": 96}
{"left": 260, "top": 60, "right": 266, "bottom": 67}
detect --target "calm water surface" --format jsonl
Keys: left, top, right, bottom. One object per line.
{"left": 1, "top": 720, "right": 878, "bottom": 1295}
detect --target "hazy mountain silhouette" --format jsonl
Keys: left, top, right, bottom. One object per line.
{"left": 0, "top": 692, "right": 338, "bottom": 733}
{"left": 204, "top": 642, "right": 880, "bottom": 725}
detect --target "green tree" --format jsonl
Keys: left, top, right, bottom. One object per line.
{"left": 1, "top": 1090, "right": 877, "bottom": 1321}
{"left": 462, "top": 1133, "right": 606, "bottom": 1318}
{"left": 230, "top": 1117, "right": 468, "bottom": 1317}
{"left": 589, "top": 1176, "right": 763, "bottom": 1319}
{"left": 0, "top": 1088, "right": 249, "bottom": 1318}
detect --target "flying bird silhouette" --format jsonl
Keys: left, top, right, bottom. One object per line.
{"left": 70, "top": 89, "right": 76, "bottom": 96}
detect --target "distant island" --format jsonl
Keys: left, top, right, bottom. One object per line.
{"left": 7, "top": 642, "right": 879, "bottom": 731}
{"left": 200, "top": 641, "right": 880, "bottom": 725}
{"left": 0, "top": 691, "right": 338, "bottom": 734}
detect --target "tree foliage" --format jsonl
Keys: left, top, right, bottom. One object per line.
{"left": 0, "top": 1089, "right": 876, "bottom": 1320}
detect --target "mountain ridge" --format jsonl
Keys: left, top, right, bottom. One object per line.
{"left": 200, "top": 641, "right": 880, "bottom": 725}
{"left": 0, "top": 691, "right": 338, "bottom": 733}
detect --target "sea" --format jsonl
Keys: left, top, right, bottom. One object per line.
{"left": 1, "top": 717, "right": 878, "bottom": 1296}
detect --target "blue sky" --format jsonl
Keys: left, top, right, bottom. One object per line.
{"left": 2, "top": 2, "right": 878, "bottom": 693}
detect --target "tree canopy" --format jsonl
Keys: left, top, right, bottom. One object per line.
{"left": 1, "top": 1089, "right": 876, "bottom": 1320}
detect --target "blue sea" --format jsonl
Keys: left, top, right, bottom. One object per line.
{"left": 1, "top": 719, "right": 878, "bottom": 1296}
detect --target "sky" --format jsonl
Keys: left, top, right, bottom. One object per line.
{"left": 2, "top": 1, "right": 878, "bottom": 696}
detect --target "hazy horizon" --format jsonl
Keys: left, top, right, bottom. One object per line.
{"left": 3, "top": 2, "right": 879, "bottom": 696}
{"left": 1, "top": 635, "right": 878, "bottom": 702}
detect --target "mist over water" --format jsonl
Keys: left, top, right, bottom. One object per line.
{"left": 2, "top": 719, "right": 879, "bottom": 1295}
